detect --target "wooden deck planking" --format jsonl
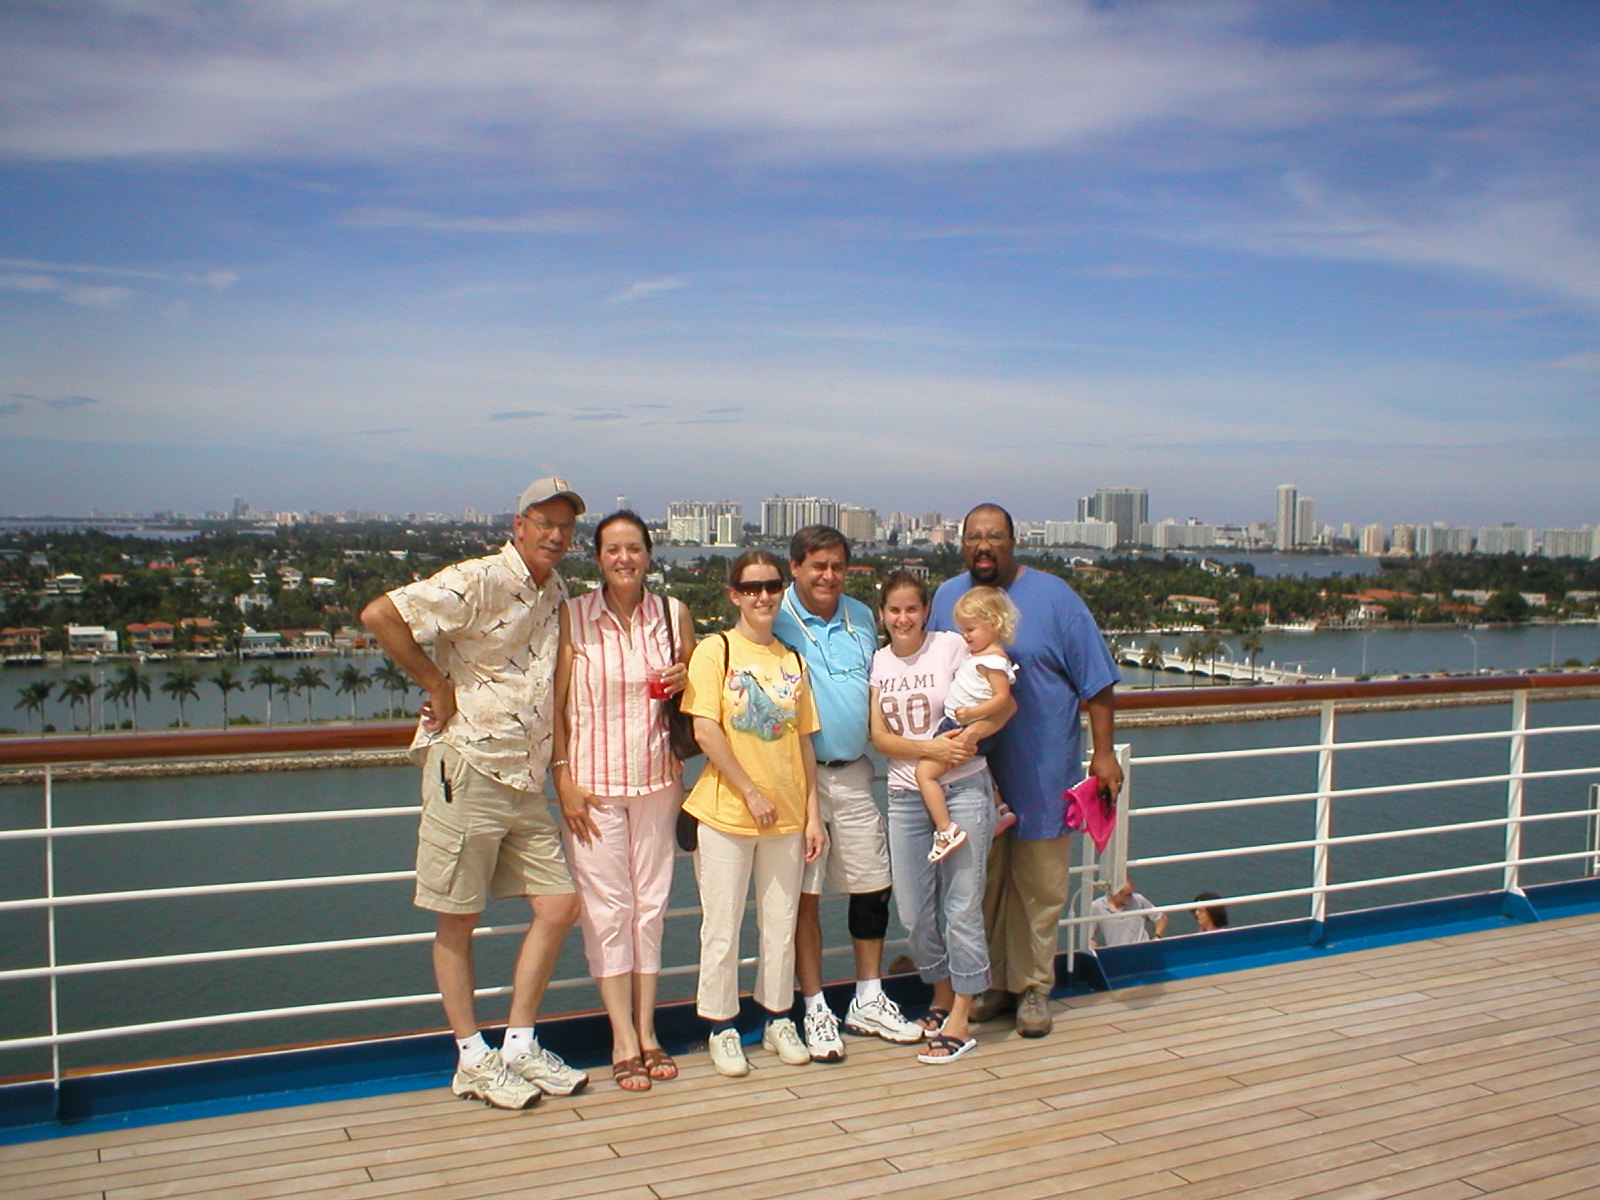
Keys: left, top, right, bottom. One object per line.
{"left": 4, "top": 912, "right": 1597, "bottom": 1200}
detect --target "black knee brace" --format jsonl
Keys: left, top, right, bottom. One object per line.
{"left": 848, "top": 888, "right": 892, "bottom": 941}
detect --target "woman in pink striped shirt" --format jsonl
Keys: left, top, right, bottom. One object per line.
{"left": 552, "top": 510, "right": 695, "bottom": 1091}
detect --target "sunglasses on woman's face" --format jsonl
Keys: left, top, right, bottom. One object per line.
{"left": 731, "top": 578, "right": 785, "bottom": 596}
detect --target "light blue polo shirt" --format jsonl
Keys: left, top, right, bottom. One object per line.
{"left": 773, "top": 586, "right": 878, "bottom": 763}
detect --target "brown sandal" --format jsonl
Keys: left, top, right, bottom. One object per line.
{"left": 612, "top": 1056, "right": 651, "bottom": 1092}
{"left": 641, "top": 1047, "right": 678, "bottom": 1081}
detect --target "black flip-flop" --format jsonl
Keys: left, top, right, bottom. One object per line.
{"left": 918, "top": 1033, "right": 977, "bottom": 1064}
{"left": 915, "top": 1007, "right": 950, "bottom": 1033}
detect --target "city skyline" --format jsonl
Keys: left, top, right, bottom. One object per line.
{"left": 2, "top": 4, "right": 1598, "bottom": 526}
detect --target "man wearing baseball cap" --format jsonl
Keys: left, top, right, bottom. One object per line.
{"left": 362, "top": 476, "right": 590, "bottom": 1110}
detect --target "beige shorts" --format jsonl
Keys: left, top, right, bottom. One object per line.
{"left": 414, "top": 743, "right": 573, "bottom": 914}
{"left": 801, "top": 755, "right": 892, "bottom": 896}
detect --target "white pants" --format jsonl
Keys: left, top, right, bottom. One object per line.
{"left": 693, "top": 824, "right": 805, "bottom": 1021}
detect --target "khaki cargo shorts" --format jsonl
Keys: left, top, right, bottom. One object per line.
{"left": 414, "top": 743, "right": 573, "bottom": 914}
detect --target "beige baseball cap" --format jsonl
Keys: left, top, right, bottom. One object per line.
{"left": 517, "top": 476, "right": 586, "bottom": 515}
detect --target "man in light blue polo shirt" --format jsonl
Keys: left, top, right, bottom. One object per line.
{"left": 775, "top": 525, "right": 923, "bottom": 1061}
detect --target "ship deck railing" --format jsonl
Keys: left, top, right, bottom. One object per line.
{"left": 1, "top": 670, "right": 1598, "bottom": 1140}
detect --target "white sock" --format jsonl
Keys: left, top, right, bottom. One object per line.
{"left": 803, "top": 992, "right": 829, "bottom": 1015}
{"left": 503, "top": 1026, "right": 535, "bottom": 1059}
{"left": 456, "top": 1032, "right": 490, "bottom": 1067}
{"left": 855, "top": 978, "right": 884, "bottom": 1004}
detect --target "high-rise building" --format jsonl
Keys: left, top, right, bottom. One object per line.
{"left": 1274, "top": 484, "right": 1298, "bottom": 550}
{"left": 1390, "top": 524, "right": 1418, "bottom": 556}
{"left": 1416, "top": 523, "right": 1473, "bottom": 556}
{"left": 761, "top": 496, "right": 840, "bottom": 539}
{"left": 667, "top": 500, "right": 742, "bottom": 544}
{"left": 1542, "top": 527, "right": 1600, "bottom": 560}
{"left": 1295, "top": 496, "right": 1317, "bottom": 546}
{"left": 1359, "top": 524, "right": 1387, "bottom": 555}
{"left": 1043, "top": 519, "right": 1117, "bottom": 550}
{"left": 1139, "top": 519, "right": 1217, "bottom": 550}
{"left": 1088, "top": 487, "right": 1149, "bottom": 546}
{"left": 1476, "top": 525, "right": 1536, "bottom": 556}
{"left": 838, "top": 504, "right": 877, "bottom": 546}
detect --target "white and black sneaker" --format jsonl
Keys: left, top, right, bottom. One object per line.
{"left": 803, "top": 1005, "right": 846, "bottom": 1063}
{"left": 844, "top": 993, "right": 925, "bottom": 1044}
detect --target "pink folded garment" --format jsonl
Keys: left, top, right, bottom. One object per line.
{"left": 1063, "top": 775, "right": 1117, "bottom": 854}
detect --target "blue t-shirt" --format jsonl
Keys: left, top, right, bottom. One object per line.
{"left": 930, "top": 568, "right": 1119, "bottom": 838}
{"left": 773, "top": 587, "right": 878, "bottom": 762}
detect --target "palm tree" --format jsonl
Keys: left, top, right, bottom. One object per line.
{"left": 59, "top": 673, "right": 99, "bottom": 731}
{"left": 103, "top": 673, "right": 127, "bottom": 727}
{"left": 1200, "top": 632, "right": 1224, "bottom": 685}
{"left": 1181, "top": 634, "right": 1206, "bottom": 688}
{"left": 160, "top": 666, "right": 201, "bottom": 728}
{"left": 14, "top": 680, "right": 54, "bottom": 735}
{"left": 1240, "top": 632, "right": 1265, "bottom": 683}
{"left": 334, "top": 663, "right": 372, "bottom": 720}
{"left": 373, "top": 659, "right": 411, "bottom": 716}
{"left": 250, "top": 664, "right": 286, "bottom": 727}
{"left": 213, "top": 666, "right": 244, "bottom": 727}
{"left": 1140, "top": 639, "right": 1165, "bottom": 690}
{"left": 292, "top": 665, "right": 327, "bottom": 722}
{"left": 274, "top": 672, "right": 298, "bottom": 723}
{"left": 115, "top": 665, "right": 151, "bottom": 730}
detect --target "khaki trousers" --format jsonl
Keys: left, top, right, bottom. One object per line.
{"left": 693, "top": 824, "right": 805, "bottom": 1021}
{"left": 982, "top": 830, "right": 1072, "bottom": 995}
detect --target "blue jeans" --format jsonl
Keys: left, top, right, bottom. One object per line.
{"left": 887, "top": 771, "right": 995, "bottom": 996}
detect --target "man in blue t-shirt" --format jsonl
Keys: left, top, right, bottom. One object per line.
{"left": 775, "top": 525, "right": 924, "bottom": 1061}
{"left": 930, "top": 503, "right": 1122, "bottom": 1038}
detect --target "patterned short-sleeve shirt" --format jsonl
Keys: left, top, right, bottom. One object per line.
{"left": 387, "top": 542, "right": 567, "bottom": 791}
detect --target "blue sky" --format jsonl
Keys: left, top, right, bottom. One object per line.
{"left": 1, "top": 1, "right": 1596, "bottom": 531}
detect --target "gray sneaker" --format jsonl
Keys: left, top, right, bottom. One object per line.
{"left": 507, "top": 1043, "right": 589, "bottom": 1096}
{"left": 969, "top": 988, "right": 1015, "bottom": 1024}
{"left": 451, "top": 1050, "right": 541, "bottom": 1110}
{"left": 1016, "top": 985, "right": 1053, "bottom": 1038}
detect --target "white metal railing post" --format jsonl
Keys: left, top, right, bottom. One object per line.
{"left": 1311, "top": 700, "right": 1337, "bottom": 928}
{"left": 1590, "top": 784, "right": 1600, "bottom": 877}
{"left": 44, "top": 765, "right": 61, "bottom": 1100}
{"left": 1504, "top": 691, "right": 1528, "bottom": 895}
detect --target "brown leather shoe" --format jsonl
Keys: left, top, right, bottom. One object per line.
{"left": 1016, "top": 985, "right": 1053, "bottom": 1038}
{"left": 969, "top": 988, "right": 1015, "bottom": 1024}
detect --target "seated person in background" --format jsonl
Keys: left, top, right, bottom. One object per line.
{"left": 1090, "top": 876, "right": 1167, "bottom": 947}
{"left": 1194, "top": 891, "right": 1229, "bottom": 933}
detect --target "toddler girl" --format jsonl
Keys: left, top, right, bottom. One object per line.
{"left": 916, "top": 586, "right": 1018, "bottom": 861}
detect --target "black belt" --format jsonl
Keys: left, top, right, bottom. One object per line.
{"left": 818, "top": 758, "right": 858, "bottom": 769}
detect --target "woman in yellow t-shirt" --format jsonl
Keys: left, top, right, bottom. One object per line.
{"left": 681, "top": 549, "right": 824, "bottom": 1077}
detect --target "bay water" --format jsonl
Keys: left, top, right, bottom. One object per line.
{"left": 2, "top": 626, "right": 1598, "bottom": 1081}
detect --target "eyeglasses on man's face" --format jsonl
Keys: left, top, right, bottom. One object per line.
{"left": 962, "top": 530, "right": 1011, "bottom": 546}
{"left": 731, "top": 578, "right": 786, "bottom": 596}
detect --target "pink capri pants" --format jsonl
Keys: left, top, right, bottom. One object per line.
{"left": 561, "top": 782, "right": 682, "bottom": 977}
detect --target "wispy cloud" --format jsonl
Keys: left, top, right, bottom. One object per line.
{"left": 604, "top": 278, "right": 686, "bottom": 305}
{"left": 486, "top": 410, "right": 548, "bottom": 421}
{"left": 343, "top": 207, "right": 614, "bottom": 234}
{"left": 44, "top": 395, "right": 102, "bottom": 410}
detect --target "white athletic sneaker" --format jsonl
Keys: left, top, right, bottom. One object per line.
{"left": 451, "top": 1050, "right": 541, "bottom": 1110}
{"left": 506, "top": 1044, "right": 589, "bottom": 1096}
{"left": 708, "top": 1027, "right": 750, "bottom": 1077}
{"left": 803, "top": 1005, "right": 846, "bottom": 1063}
{"left": 761, "top": 1017, "right": 811, "bottom": 1066}
{"left": 844, "top": 993, "right": 925, "bottom": 1043}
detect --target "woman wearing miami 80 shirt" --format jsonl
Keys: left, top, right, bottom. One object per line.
{"left": 869, "top": 570, "right": 1013, "bottom": 1064}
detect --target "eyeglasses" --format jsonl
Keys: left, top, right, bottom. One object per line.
{"left": 731, "top": 578, "right": 786, "bottom": 596}
{"left": 962, "top": 531, "right": 1011, "bottom": 546}
{"left": 522, "top": 514, "right": 576, "bottom": 537}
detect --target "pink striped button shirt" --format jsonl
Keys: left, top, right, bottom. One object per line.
{"left": 563, "top": 589, "right": 683, "bottom": 796}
